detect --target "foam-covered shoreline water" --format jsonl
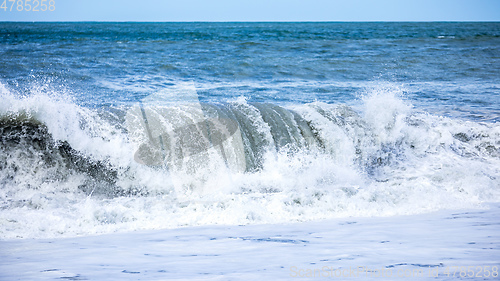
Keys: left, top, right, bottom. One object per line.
{"left": 1, "top": 85, "right": 499, "bottom": 239}
{"left": 2, "top": 202, "right": 500, "bottom": 280}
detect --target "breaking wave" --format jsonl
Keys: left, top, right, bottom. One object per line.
{"left": 1, "top": 88, "right": 499, "bottom": 239}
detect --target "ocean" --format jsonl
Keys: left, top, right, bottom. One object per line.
{"left": 0, "top": 22, "right": 499, "bottom": 280}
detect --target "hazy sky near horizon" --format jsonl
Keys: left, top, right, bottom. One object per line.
{"left": 1, "top": 0, "right": 499, "bottom": 22}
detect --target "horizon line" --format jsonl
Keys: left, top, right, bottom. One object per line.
{"left": 2, "top": 20, "right": 500, "bottom": 23}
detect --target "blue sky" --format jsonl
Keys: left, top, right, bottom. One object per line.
{"left": 1, "top": 0, "right": 499, "bottom": 22}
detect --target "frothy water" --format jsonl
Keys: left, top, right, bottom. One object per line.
{"left": 1, "top": 84, "right": 499, "bottom": 239}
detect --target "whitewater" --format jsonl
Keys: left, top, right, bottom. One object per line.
{"left": 1, "top": 83, "right": 499, "bottom": 280}
{"left": 1, "top": 83, "right": 498, "bottom": 238}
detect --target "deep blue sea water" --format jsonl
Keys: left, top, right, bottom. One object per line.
{"left": 0, "top": 22, "right": 499, "bottom": 239}
{"left": 1, "top": 22, "right": 499, "bottom": 119}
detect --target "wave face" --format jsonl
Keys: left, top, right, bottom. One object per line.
{"left": 1, "top": 88, "right": 499, "bottom": 239}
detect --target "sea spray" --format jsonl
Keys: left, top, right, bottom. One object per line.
{"left": 1, "top": 87, "right": 499, "bottom": 239}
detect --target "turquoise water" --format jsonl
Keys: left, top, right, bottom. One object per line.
{"left": 1, "top": 22, "right": 499, "bottom": 119}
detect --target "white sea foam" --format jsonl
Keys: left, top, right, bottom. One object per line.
{"left": 1, "top": 86, "right": 499, "bottom": 239}
{"left": 2, "top": 204, "right": 499, "bottom": 280}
